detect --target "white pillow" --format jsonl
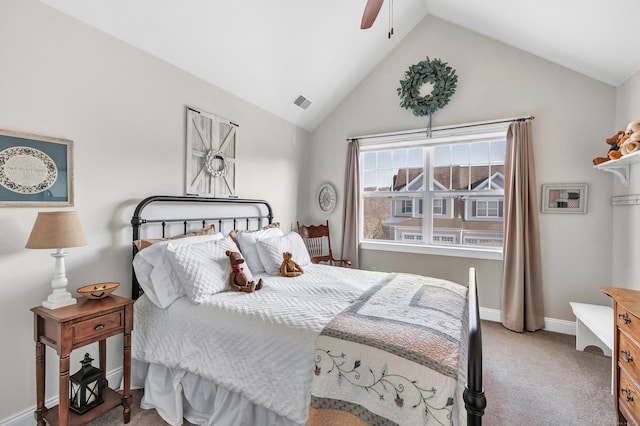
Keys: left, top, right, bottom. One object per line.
{"left": 235, "top": 227, "right": 283, "bottom": 273}
{"left": 255, "top": 232, "right": 311, "bottom": 275}
{"left": 166, "top": 236, "right": 248, "bottom": 303}
{"left": 133, "top": 233, "right": 225, "bottom": 308}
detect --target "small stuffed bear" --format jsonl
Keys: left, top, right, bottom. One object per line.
{"left": 593, "top": 120, "right": 640, "bottom": 165}
{"left": 620, "top": 120, "right": 640, "bottom": 156}
{"left": 593, "top": 130, "right": 624, "bottom": 165}
{"left": 621, "top": 131, "right": 640, "bottom": 156}
{"left": 225, "top": 250, "right": 263, "bottom": 293}
{"left": 280, "top": 251, "right": 303, "bottom": 277}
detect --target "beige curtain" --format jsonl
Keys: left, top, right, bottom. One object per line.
{"left": 501, "top": 120, "right": 544, "bottom": 332}
{"left": 341, "top": 140, "right": 360, "bottom": 269}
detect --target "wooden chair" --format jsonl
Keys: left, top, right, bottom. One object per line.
{"left": 297, "top": 221, "right": 351, "bottom": 268}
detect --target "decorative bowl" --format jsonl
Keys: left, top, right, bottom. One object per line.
{"left": 77, "top": 282, "right": 120, "bottom": 299}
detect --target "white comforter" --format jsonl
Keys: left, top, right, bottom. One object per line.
{"left": 132, "top": 264, "right": 387, "bottom": 424}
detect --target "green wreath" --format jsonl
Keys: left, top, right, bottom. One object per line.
{"left": 397, "top": 57, "right": 458, "bottom": 117}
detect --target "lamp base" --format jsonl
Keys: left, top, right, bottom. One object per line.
{"left": 42, "top": 291, "right": 77, "bottom": 310}
{"left": 42, "top": 249, "right": 77, "bottom": 309}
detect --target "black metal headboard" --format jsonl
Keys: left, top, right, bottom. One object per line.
{"left": 130, "top": 195, "right": 273, "bottom": 300}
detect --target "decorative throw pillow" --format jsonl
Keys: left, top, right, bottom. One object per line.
{"left": 229, "top": 222, "right": 280, "bottom": 248}
{"left": 166, "top": 236, "right": 248, "bottom": 303}
{"left": 133, "top": 224, "right": 217, "bottom": 251}
{"left": 234, "top": 226, "right": 283, "bottom": 273}
{"left": 255, "top": 232, "right": 311, "bottom": 275}
{"left": 133, "top": 233, "right": 225, "bottom": 308}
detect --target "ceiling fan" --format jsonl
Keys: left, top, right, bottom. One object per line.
{"left": 360, "top": 0, "right": 394, "bottom": 37}
{"left": 360, "top": 0, "right": 384, "bottom": 29}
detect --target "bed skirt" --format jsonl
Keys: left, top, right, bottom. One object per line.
{"left": 132, "top": 359, "right": 303, "bottom": 426}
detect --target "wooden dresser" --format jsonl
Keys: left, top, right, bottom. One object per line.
{"left": 603, "top": 287, "right": 640, "bottom": 425}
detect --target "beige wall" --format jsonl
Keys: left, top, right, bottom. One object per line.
{"left": 613, "top": 70, "right": 640, "bottom": 290}
{"left": 307, "top": 16, "right": 616, "bottom": 322}
{"left": 0, "top": 0, "right": 310, "bottom": 421}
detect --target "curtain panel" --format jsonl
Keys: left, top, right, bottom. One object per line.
{"left": 341, "top": 140, "right": 360, "bottom": 269}
{"left": 501, "top": 120, "right": 544, "bottom": 332}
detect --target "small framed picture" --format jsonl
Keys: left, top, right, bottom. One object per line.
{"left": 0, "top": 128, "right": 73, "bottom": 207}
{"left": 541, "top": 183, "right": 587, "bottom": 214}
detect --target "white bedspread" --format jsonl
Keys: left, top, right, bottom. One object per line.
{"left": 132, "top": 264, "right": 387, "bottom": 424}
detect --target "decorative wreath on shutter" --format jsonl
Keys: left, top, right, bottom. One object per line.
{"left": 397, "top": 57, "right": 458, "bottom": 117}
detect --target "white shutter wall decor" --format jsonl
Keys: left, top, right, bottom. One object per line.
{"left": 185, "top": 107, "right": 237, "bottom": 197}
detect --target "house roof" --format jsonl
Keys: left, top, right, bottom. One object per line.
{"left": 40, "top": 0, "right": 639, "bottom": 131}
{"left": 394, "top": 164, "right": 505, "bottom": 191}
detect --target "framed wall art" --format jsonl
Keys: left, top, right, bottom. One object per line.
{"left": 541, "top": 183, "right": 587, "bottom": 214}
{"left": 0, "top": 129, "right": 73, "bottom": 207}
{"left": 185, "top": 107, "right": 237, "bottom": 198}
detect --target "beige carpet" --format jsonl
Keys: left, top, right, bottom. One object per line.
{"left": 482, "top": 320, "right": 615, "bottom": 425}
{"left": 90, "top": 320, "right": 616, "bottom": 425}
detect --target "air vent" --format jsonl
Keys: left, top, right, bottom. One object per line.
{"left": 293, "top": 95, "right": 312, "bottom": 110}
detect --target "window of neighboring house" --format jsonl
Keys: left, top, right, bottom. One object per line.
{"left": 359, "top": 122, "right": 508, "bottom": 259}
{"left": 394, "top": 199, "right": 413, "bottom": 216}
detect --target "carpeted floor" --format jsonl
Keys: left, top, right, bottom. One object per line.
{"left": 482, "top": 320, "right": 615, "bottom": 426}
{"left": 91, "top": 320, "right": 616, "bottom": 425}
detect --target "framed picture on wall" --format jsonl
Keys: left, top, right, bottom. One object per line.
{"left": 0, "top": 128, "right": 73, "bottom": 207}
{"left": 541, "top": 183, "right": 587, "bottom": 214}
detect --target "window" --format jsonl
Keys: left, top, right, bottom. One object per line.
{"left": 360, "top": 123, "right": 508, "bottom": 257}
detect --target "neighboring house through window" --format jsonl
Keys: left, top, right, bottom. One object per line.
{"left": 359, "top": 122, "right": 508, "bottom": 259}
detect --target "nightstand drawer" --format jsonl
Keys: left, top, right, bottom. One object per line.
{"left": 73, "top": 310, "right": 123, "bottom": 343}
{"left": 620, "top": 331, "right": 640, "bottom": 381}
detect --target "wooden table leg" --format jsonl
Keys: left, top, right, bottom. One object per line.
{"left": 34, "top": 341, "right": 46, "bottom": 426}
{"left": 59, "top": 354, "right": 70, "bottom": 426}
{"left": 99, "top": 339, "right": 108, "bottom": 388}
{"left": 123, "top": 330, "right": 132, "bottom": 423}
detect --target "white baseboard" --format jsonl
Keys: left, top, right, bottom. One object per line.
{"left": 480, "top": 307, "right": 576, "bottom": 335}
{"left": 0, "top": 367, "right": 122, "bottom": 426}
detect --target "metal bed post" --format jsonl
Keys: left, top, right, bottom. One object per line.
{"left": 464, "top": 267, "right": 486, "bottom": 425}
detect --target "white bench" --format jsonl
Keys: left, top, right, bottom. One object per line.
{"left": 569, "top": 302, "right": 614, "bottom": 393}
{"left": 569, "top": 302, "right": 613, "bottom": 356}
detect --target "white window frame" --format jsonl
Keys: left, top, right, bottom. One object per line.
{"left": 358, "top": 120, "right": 509, "bottom": 260}
{"left": 465, "top": 197, "right": 505, "bottom": 221}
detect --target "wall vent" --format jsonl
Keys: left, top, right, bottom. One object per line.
{"left": 293, "top": 95, "right": 312, "bottom": 110}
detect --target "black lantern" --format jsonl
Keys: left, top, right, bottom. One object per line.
{"left": 69, "top": 353, "right": 104, "bottom": 414}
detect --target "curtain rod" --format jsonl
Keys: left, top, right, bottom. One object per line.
{"left": 347, "top": 115, "right": 535, "bottom": 142}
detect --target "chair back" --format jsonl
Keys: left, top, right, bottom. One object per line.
{"left": 297, "top": 221, "right": 333, "bottom": 264}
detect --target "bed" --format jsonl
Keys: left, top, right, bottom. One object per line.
{"left": 129, "top": 195, "right": 486, "bottom": 426}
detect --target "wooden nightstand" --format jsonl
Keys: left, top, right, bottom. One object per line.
{"left": 31, "top": 294, "right": 134, "bottom": 426}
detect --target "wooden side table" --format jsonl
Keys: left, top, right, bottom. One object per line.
{"left": 31, "top": 294, "right": 134, "bottom": 426}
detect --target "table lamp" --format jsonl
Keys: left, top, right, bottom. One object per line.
{"left": 26, "top": 211, "right": 88, "bottom": 309}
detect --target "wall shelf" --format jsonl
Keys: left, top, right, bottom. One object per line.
{"left": 594, "top": 150, "right": 640, "bottom": 186}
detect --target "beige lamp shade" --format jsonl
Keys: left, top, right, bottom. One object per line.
{"left": 25, "top": 211, "right": 88, "bottom": 249}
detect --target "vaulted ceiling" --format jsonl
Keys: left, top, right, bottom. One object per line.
{"left": 40, "top": 0, "right": 640, "bottom": 131}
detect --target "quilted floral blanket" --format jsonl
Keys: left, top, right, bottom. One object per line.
{"left": 308, "top": 273, "right": 468, "bottom": 426}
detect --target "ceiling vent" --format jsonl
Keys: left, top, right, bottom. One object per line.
{"left": 293, "top": 95, "right": 312, "bottom": 110}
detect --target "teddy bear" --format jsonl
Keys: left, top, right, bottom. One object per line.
{"left": 225, "top": 250, "right": 263, "bottom": 292}
{"left": 593, "top": 120, "right": 640, "bottom": 165}
{"left": 620, "top": 131, "right": 640, "bottom": 156}
{"left": 592, "top": 130, "right": 624, "bottom": 165}
{"left": 280, "top": 251, "right": 303, "bottom": 277}
{"left": 619, "top": 120, "right": 640, "bottom": 156}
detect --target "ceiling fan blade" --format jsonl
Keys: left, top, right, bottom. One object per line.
{"left": 360, "top": 0, "right": 384, "bottom": 29}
